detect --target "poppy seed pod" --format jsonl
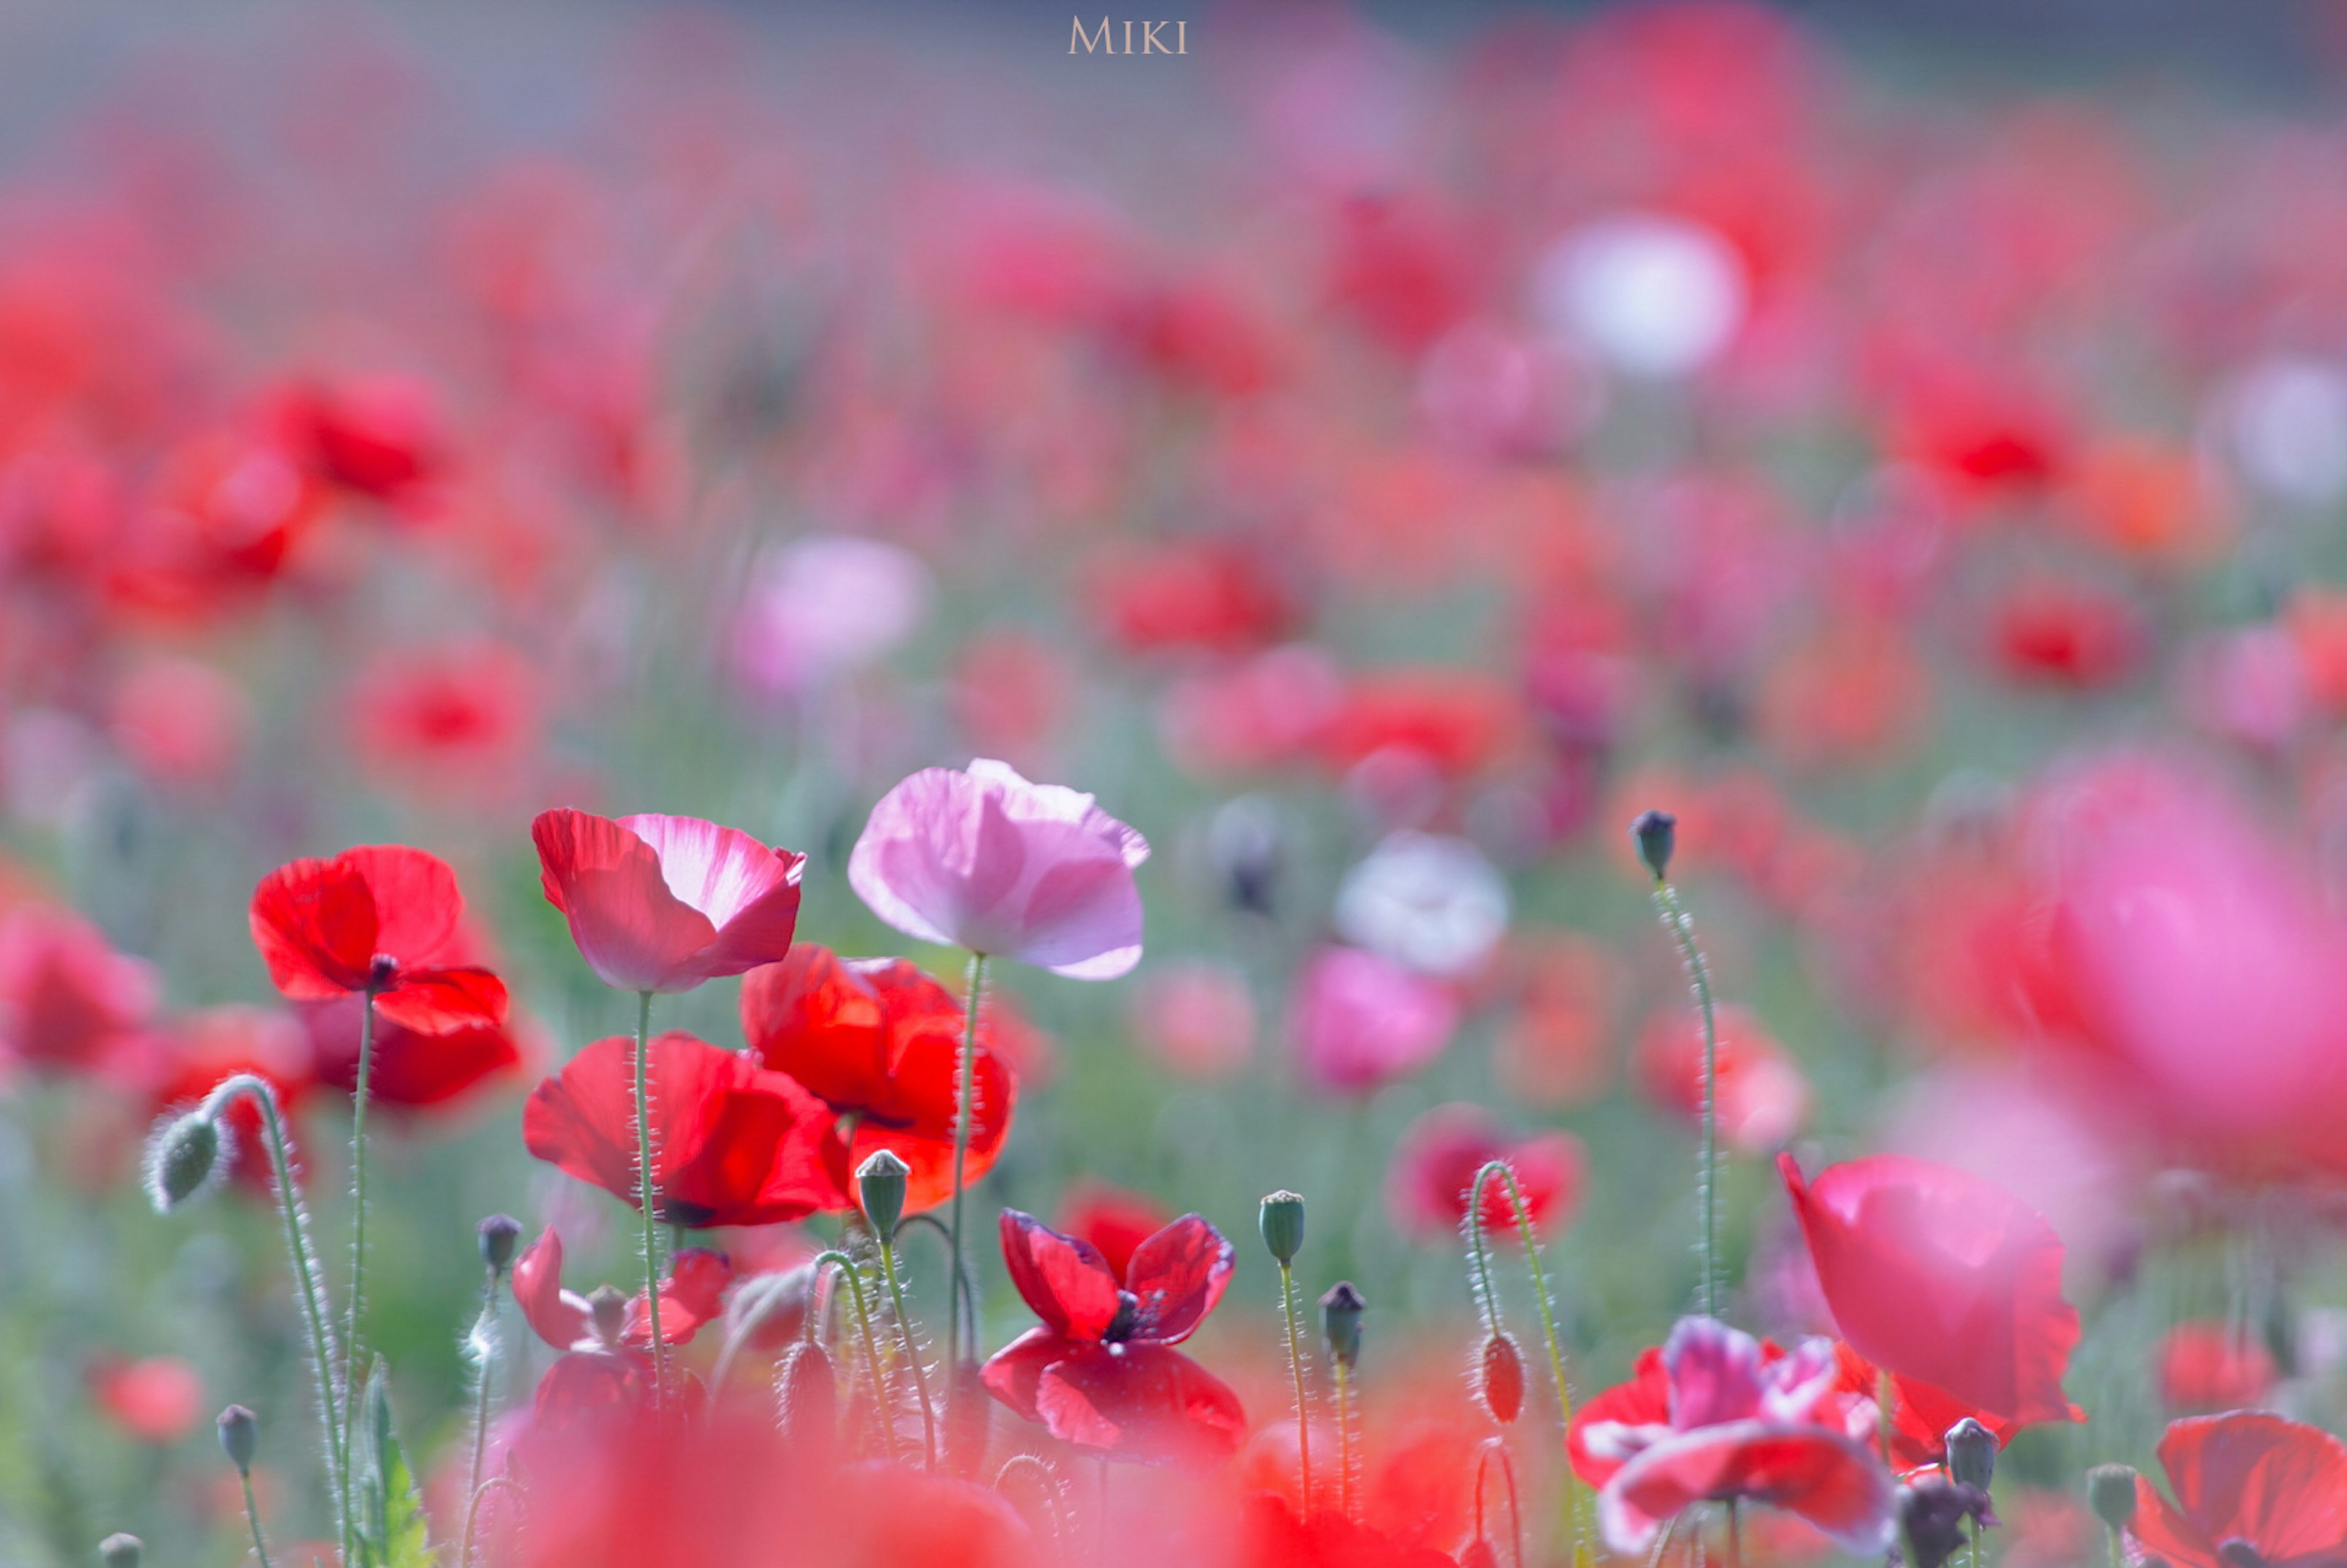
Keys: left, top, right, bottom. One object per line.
{"left": 98, "top": 1534, "right": 142, "bottom": 1568}
{"left": 1631, "top": 809, "right": 1677, "bottom": 881}
{"left": 775, "top": 1340, "right": 836, "bottom": 1453}
{"left": 856, "top": 1148, "right": 910, "bottom": 1240}
{"left": 1477, "top": 1332, "right": 1525, "bottom": 1424}
{"left": 477, "top": 1213, "right": 523, "bottom": 1275}
{"left": 1900, "top": 1479, "right": 1994, "bottom": 1568}
{"left": 1259, "top": 1191, "right": 1306, "bottom": 1266}
{"left": 587, "top": 1284, "right": 629, "bottom": 1346}
{"left": 216, "top": 1404, "right": 257, "bottom": 1475}
{"left": 1321, "top": 1281, "right": 1365, "bottom": 1371}
{"left": 2087, "top": 1464, "right": 2139, "bottom": 1531}
{"left": 144, "top": 1111, "right": 226, "bottom": 1213}
{"left": 1944, "top": 1416, "right": 1996, "bottom": 1492}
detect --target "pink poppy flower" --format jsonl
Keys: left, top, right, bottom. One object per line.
{"left": 1290, "top": 944, "right": 1456, "bottom": 1095}
{"left": 531, "top": 810, "right": 805, "bottom": 994}
{"left": 1386, "top": 1102, "right": 1583, "bottom": 1242}
{"left": 847, "top": 760, "right": 1148, "bottom": 979}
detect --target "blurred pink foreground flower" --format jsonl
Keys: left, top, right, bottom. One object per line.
{"left": 848, "top": 759, "right": 1149, "bottom": 978}
{"left": 531, "top": 810, "right": 806, "bottom": 993}
{"left": 1290, "top": 943, "right": 1457, "bottom": 1094}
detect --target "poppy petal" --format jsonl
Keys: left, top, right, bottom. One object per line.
{"left": 531, "top": 810, "right": 721, "bottom": 993}
{"left": 1030, "top": 1343, "right": 1246, "bottom": 1464}
{"left": 2149, "top": 1411, "right": 2347, "bottom": 1565}
{"left": 512, "top": 1228, "right": 590, "bottom": 1350}
{"left": 998, "top": 1209, "right": 1122, "bottom": 1341}
{"left": 375, "top": 965, "right": 509, "bottom": 1034}
{"left": 1598, "top": 1421, "right": 1895, "bottom": 1558}
{"left": 1122, "top": 1213, "right": 1235, "bottom": 1345}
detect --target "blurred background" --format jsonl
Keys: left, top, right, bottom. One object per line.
{"left": 8, "top": 0, "right": 2347, "bottom": 1561}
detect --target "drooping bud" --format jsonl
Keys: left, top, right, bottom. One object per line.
{"left": 1630, "top": 809, "right": 1677, "bottom": 882}
{"left": 2087, "top": 1464, "right": 2139, "bottom": 1531}
{"left": 1944, "top": 1416, "right": 1996, "bottom": 1493}
{"left": 945, "top": 1358, "right": 991, "bottom": 1478}
{"left": 1259, "top": 1190, "right": 1306, "bottom": 1267}
{"left": 1900, "top": 1478, "right": 1996, "bottom": 1568}
{"left": 98, "top": 1534, "right": 142, "bottom": 1568}
{"left": 856, "top": 1149, "right": 909, "bottom": 1242}
{"left": 1476, "top": 1332, "right": 1525, "bottom": 1424}
{"left": 477, "top": 1214, "right": 523, "bottom": 1275}
{"left": 1320, "top": 1281, "right": 1365, "bottom": 1371}
{"left": 216, "top": 1404, "right": 258, "bottom": 1475}
{"left": 587, "top": 1284, "right": 629, "bottom": 1346}
{"left": 775, "top": 1340, "right": 837, "bottom": 1455}
{"left": 143, "top": 1110, "right": 227, "bottom": 1213}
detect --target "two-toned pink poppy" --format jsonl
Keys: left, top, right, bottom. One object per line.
{"left": 531, "top": 810, "right": 804, "bottom": 994}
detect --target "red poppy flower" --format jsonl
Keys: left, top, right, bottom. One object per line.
{"left": 248, "top": 846, "right": 508, "bottom": 1035}
{"left": 531, "top": 810, "right": 804, "bottom": 994}
{"left": 2131, "top": 1412, "right": 2347, "bottom": 1568}
{"left": 1827, "top": 1343, "right": 2021, "bottom": 1474}
{"left": 1240, "top": 1492, "right": 1462, "bottom": 1568}
{"left": 1636, "top": 1005, "right": 1811, "bottom": 1154}
{"left": 0, "top": 903, "right": 157, "bottom": 1070}
{"left": 980, "top": 1208, "right": 1245, "bottom": 1464}
{"left": 738, "top": 945, "right": 1016, "bottom": 1215}
{"left": 1060, "top": 1181, "right": 1172, "bottom": 1280}
{"left": 267, "top": 376, "right": 441, "bottom": 508}
{"left": 89, "top": 1354, "right": 204, "bottom": 1444}
{"left": 2158, "top": 1322, "right": 2281, "bottom": 1416}
{"left": 523, "top": 1031, "right": 846, "bottom": 1227}
{"left": 299, "top": 992, "right": 525, "bottom": 1110}
{"left": 1089, "top": 537, "right": 1298, "bottom": 656}
{"left": 1779, "top": 1152, "right": 2082, "bottom": 1430}
{"left": 510, "top": 1225, "right": 733, "bottom": 1350}
{"left": 348, "top": 639, "right": 540, "bottom": 798}
{"left": 1386, "top": 1102, "right": 1582, "bottom": 1243}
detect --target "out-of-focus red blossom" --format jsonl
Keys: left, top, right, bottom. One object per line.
{"left": 298, "top": 991, "right": 527, "bottom": 1110}
{"left": 0, "top": 903, "right": 156, "bottom": 1069}
{"left": 348, "top": 640, "right": 540, "bottom": 797}
{"left": 532, "top": 810, "right": 805, "bottom": 995}
{"left": 2065, "top": 438, "right": 2225, "bottom": 565}
{"left": 982, "top": 1208, "right": 1246, "bottom": 1463}
{"left": 1060, "top": 1180, "right": 1173, "bottom": 1280}
{"left": 1755, "top": 614, "right": 1929, "bottom": 771}
{"left": 1239, "top": 1492, "right": 1461, "bottom": 1568}
{"left": 1636, "top": 1005, "right": 1810, "bottom": 1154}
{"left": 2156, "top": 1321, "right": 2280, "bottom": 1415}
{"left": 108, "top": 428, "right": 325, "bottom": 625}
{"left": 89, "top": 1354, "right": 203, "bottom": 1444}
{"left": 1491, "top": 934, "right": 1618, "bottom": 1108}
{"left": 1989, "top": 578, "right": 2145, "bottom": 689}
{"left": 2286, "top": 589, "right": 2347, "bottom": 713}
{"left": 1323, "top": 191, "right": 1482, "bottom": 355}
{"left": 1779, "top": 1152, "right": 2083, "bottom": 1429}
{"left": 523, "top": 1031, "right": 845, "bottom": 1227}
{"left": 265, "top": 375, "right": 443, "bottom": 510}
{"left": 738, "top": 944, "right": 1016, "bottom": 1215}
{"left": 248, "top": 845, "right": 509, "bottom": 1034}
{"left": 952, "top": 628, "right": 1071, "bottom": 768}
{"left": 1386, "top": 1102, "right": 1582, "bottom": 1243}
{"left": 1090, "top": 538, "right": 1299, "bottom": 656}
{"left": 1317, "top": 669, "right": 1524, "bottom": 779}
{"left": 1826, "top": 1343, "right": 2020, "bottom": 1474}
{"left": 1290, "top": 945, "right": 1457, "bottom": 1096}
{"left": 1131, "top": 959, "right": 1256, "bottom": 1080}
{"left": 1160, "top": 645, "right": 1348, "bottom": 775}
{"left": 510, "top": 1225, "right": 732, "bottom": 1350}
{"left": 2129, "top": 1412, "right": 2347, "bottom": 1568}
{"left": 108, "top": 655, "right": 248, "bottom": 787}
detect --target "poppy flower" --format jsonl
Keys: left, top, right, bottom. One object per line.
{"left": 1779, "top": 1152, "right": 2082, "bottom": 1430}
{"left": 1129, "top": 960, "right": 1256, "bottom": 1080}
{"left": 2157, "top": 1322, "right": 2280, "bottom": 1416}
{"left": 980, "top": 1208, "right": 1245, "bottom": 1463}
{"left": 248, "top": 845, "right": 509, "bottom": 1035}
{"left": 738, "top": 944, "right": 1017, "bottom": 1214}
{"left": 1827, "top": 1342, "right": 2021, "bottom": 1475}
{"left": 2129, "top": 1412, "right": 2347, "bottom": 1568}
{"left": 531, "top": 810, "right": 805, "bottom": 994}
{"left": 1238, "top": 1492, "right": 1463, "bottom": 1568}
{"left": 1386, "top": 1102, "right": 1583, "bottom": 1243}
{"left": 510, "top": 1225, "right": 733, "bottom": 1350}
{"left": 1059, "top": 1181, "right": 1172, "bottom": 1281}
{"left": 1636, "top": 1006, "right": 1811, "bottom": 1154}
{"left": 0, "top": 903, "right": 158, "bottom": 1071}
{"left": 847, "top": 759, "right": 1149, "bottom": 979}
{"left": 1089, "top": 537, "right": 1298, "bottom": 656}
{"left": 348, "top": 639, "right": 541, "bottom": 798}
{"left": 299, "top": 992, "right": 526, "bottom": 1110}
{"left": 1576, "top": 1316, "right": 1893, "bottom": 1555}
{"left": 523, "top": 1031, "right": 846, "bottom": 1227}
{"left": 89, "top": 1355, "right": 204, "bottom": 1444}
{"left": 1290, "top": 945, "right": 1456, "bottom": 1096}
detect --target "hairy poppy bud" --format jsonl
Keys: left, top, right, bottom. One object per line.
{"left": 2087, "top": 1464, "right": 2139, "bottom": 1531}
{"left": 1944, "top": 1416, "right": 1996, "bottom": 1492}
{"left": 1631, "top": 809, "right": 1677, "bottom": 881}
{"left": 1321, "top": 1281, "right": 1365, "bottom": 1371}
{"left": 1259, "top": 1191, "right": 1306, "bottom": 1266}
{"left": 775, "top": 1340, "right": 836, "bottom": 1454}
{"left": 856, "top": 1149, "right": 909, "bottom": 1240}
{"left": 477, "top": 1214, "right": 523, "bottom": 1275}
{"left": 216, "top": 1404, "right": 258, "bottom": 1475}
{"left": 1477, "top": 1332, "right": 1525, "bottom": 1424}
{"left": 144, "top": 1111, "right": 226, "bottom": 1213}
{"left": 587, "top": 1284, "right": 629, "bottom": 1346}
{"left": 99, "top": 1534, "right": 142, "bottom": 1568}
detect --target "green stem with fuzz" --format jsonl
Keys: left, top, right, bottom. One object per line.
{"left": 994, "top": 1454, "right": 1068, "bottom": 1560}
{"left": 460, "top": 1474, "right": 520, "bottom": 1568}
{"left": 1469, "top": 1160, "right": 1585, "bottom": 1564}
{"left": 1332, "top": 1358, "right": 1354, "bottom": 1522}
{"left": 1279, "top": 1259, "right": 1313, "bottom": 1514}
{"left": 240, "top": 1472, "right": 275, "bottom": 1568}
{"left": 1652, "top": 881, "right": 1721, "bottom": 1321}
{"left": 468, "top": 1273, "right": 504, "bottom": 1498}
{"left": 631, "top": 989, "right": 667, "bottom": 1410}
{"left": 343, "top": 986, "right": 378, "bottom": 1468}
{"left": 876, "top": 1233, "right": 939, "bottom": 1468}
{"left": 947, "top": 952, "right": 988, "bottom": 1370}
{"left": 812, "top": 1249, "right": 897, "bottom": 1465}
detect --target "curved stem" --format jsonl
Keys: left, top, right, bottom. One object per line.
{"left": 240, "top": 1473, "right": 275, "bottom": 1568}
{"left": 631, "top": 989, "right": 667, "bottom": 1410}
{"left": 468, "top": 1273, "right": 503, "bottom": 1498}
{"left": 460, "top": 1473, "right": 521, "bottom": 1568}
{"left": 1474, "top": 1159, "right": 1584, "bottom": 1563}
{"left": 876, "top": 1235, "right": 939, "bottom": 1469}
{"left": 994, "top": 1454, "right": 1068, "bottom": 1561}
{"left": 902, "top": 1211, "right": 980, "bottom": 1352}
{"left": 202, "top": 1075, "right": 348, "bottom": 1568}
{"left": 1461, "top": 1170, "right": 1506, "bottom": 1340}
{"left": 948, "top": 951, "right": 988, "bottom": 1370}
{"left": 1653, "top": 882, "right": 1721, "bottom": 1320}
{"left": 812, "top": 1250, "right": 897, "bottom": 1465}
{"left": 1476, "top": 1441, "right": 1524, "bottom": 1568}
{"left": 1279, "top": 1259, "right": 1313, "bottom": 1514}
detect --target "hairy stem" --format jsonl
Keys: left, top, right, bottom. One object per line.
{"left": 468, "top": 1273, "right": 503, "bottom": 1498}
{"left": 813, "top": 1250, "right": 897, "bottom": 1465}
{"left": 1472, "top": 1160, "right": 1585, "bottom": 1563}
{"left": 994, "top": 1454, "right": 1068, "bottom": 1561}
{"left": 240, "top": 1472, "right": 275, "bottom": 1568}
{"left": 632, "top": 989, "right": 667, "bottom": 1410}
{"left": 460, "top": 1474, "right": 521, "bottom": 1568}
{"left": 876, "top": 1234, "right": 939, "bottom": 1469}
{"left": 1279, "top": 1259, "right": 1313, "bottom": 1514}
{"left": 343, "top": 986, "right": 377, "bottom": 1471}
{"left": 1653, "top": 881, "right": 1721, "bottom": 1321}
{"left": 1332, "top": 1358, "right": 1354, "bottom": 1522}
{"left": 948, "top": 951, "right": 988, "bottom": 1370}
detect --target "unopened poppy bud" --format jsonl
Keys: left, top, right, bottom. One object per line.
{"left": 587, "top": 1284, "right": 629, "bottom": 1345}
{"left": 1631, "top": 809, "right": 1677, "bottom": 882}
{"left": 775, "top": 1340, "right": 836, "bottom": 1453}
{"left": 477, "top": 1214, "right": 522, "bottom": 1275}
{"left": 98, "top": 1534, "right": 142, "bottom": 1568}
{"left": 144, "top": 1111, "right": 226, "bottom": 1213}
{"left": 216, "top": 1404, "right": 258, "bottom": 1475}
{"left": 1476, "top": 1332, "right": 1525, "bottom": 1424}
{"left": 856, "top": 1149, "right": 909, "bottom": 1240}
{"left": 1259, "top": 1191, "right": 1306, "bottom": 1266}
{"left": 1944, "top": 1416, "right": 1996, "bottom": 1492}
{"left": 1321, "top": 1281, "right": 1365, "bottom": 1371}
{"left": 2087, "top": 1464, "right": 2139, "bottom": 1531}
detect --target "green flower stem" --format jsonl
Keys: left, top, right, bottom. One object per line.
{"left": 1332, "top": 1358, "right": 1354, "bottom": 1522}
{"left": 1279, "top": 1259, "right": 1313, "bottom": 1514}
{"left": 812, "top": 1250, "right": 896, "bottom": 1465}
{"left": 875, "top": 1233, "right": 938, "bottom": 1469}
{"left": 460, "top": 1474, "right": 521, "bottom": 1568}
{"left": 947, "top": 951, "right": 988, "bottom": 1370}
{"left": 1652, "top": 881, "right": 1721, "bottom": 1321}
{"left": 1469, "top": 1160, "right": 1584, "bottom": 1564}
{"left": 993, "top": 1454, "right": 1067, "bottom": 1558}
{"left": 344, "top": 986, "right": 378, "bottom": 1451}
{"left": 631, "top": 989, "right": 667, "bottom": 1410}
{"left": 468, "top": 1274, "right": 503, "bottom": 1498}
{"left": 240, "top": 1471, "right": 276, "bottom": 1568}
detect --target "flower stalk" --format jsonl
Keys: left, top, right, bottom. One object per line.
{"left": 948, "top": 951, "right": 988, "bottom": 1369}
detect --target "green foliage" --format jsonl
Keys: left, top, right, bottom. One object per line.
{"left": 356, "top": 1358, "right": 435, "bottom": 1568}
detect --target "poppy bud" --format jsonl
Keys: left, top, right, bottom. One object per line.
{"left": 1259, "top": 1190, "right": 1306, "bottom": 1266}
{"left": 1320, "top": 1281, "right": 1365, "bottom": 1371}
{"left": 1631, "top": 809, "right": 1677, "bottom": 881}
{"left": 2087, "top": 1464, "right": 2139, "bottom": 1531}
{"left": 945, "top": 1358, "right": 990, "bottom": 1478}
{"left": 477, "top": 1214, "right": 523, "bottom": 1275}
{"left": 1944, "top": 1416, "right": 1996, "bottom": 1492}
{"left": 1209, "top": 796, "right": 1283, "bottom": 917}
{"left": 143, "top": 1111, "right": 226, "bottom": 1213}
{"left": 587, "top": 1284, "right": 629, "bottom": 1345}
{"left": 775, "top": 1340, "right": 836, "bottom": 1454}
{"left": 216, "top": 1404, "right": 258, "bottom": 1475}
{"left": 99, "top": 1535, "right": 142, "bottom": 1568}
{"left": 1476, "top": 1332, "right": 1525, "bottom": 1424}
{"left": 1900, "top": 1478, "right": 1995, "bottom": 1568}
{"left": 856, "top": 1149, "right": 909, "bottom": 1241}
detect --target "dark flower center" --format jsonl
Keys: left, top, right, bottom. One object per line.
{"left": 1103, "top": 1289, "right": 1141, "bottom": 1343}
